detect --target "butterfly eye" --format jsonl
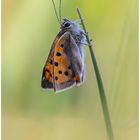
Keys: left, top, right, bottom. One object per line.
{"left": 64, "top": 22, "right": 70, "bottom": 28}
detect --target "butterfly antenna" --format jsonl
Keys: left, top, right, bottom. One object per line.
{"left": 52, "top": 0, "right": 61, "bottom": 25}
{"left": 59, "top": 0, "right": 62, "bottom": 24}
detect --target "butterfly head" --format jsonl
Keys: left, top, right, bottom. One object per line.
{"left": 61, "top": 18, "right": 80, "bottom": 32}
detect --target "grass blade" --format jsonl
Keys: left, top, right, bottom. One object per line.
{"left": 77, "top": 8, "right": 114, "bottom": 140}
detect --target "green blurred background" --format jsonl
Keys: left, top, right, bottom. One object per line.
{"left": 2, "top": 0, "right": 138, "bottom": 140}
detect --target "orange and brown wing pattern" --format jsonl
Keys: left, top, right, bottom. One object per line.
{"left": 41, "top": 32, "right": 62, "bottom": 89}
{"left": 42, "top": 31, "right": 84, "bottom": 92}
{"left": 52, "top": 33, "right": 76, "bottom": 91}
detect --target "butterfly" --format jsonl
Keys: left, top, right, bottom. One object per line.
{"left": 41, "top": 0, "right": 86, "bottom": 93}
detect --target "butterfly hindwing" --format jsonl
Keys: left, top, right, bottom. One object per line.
{"left": 64, "top": 32, "right": 85, "bottom": 86}
{"left": 41, "top": 32, "right": 63, "bottom": 89}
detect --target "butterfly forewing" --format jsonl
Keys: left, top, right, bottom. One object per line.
{"left": 52, "top": 32, "right": 76, "bottom": 91}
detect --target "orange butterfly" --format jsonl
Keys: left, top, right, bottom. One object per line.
{"left": 41, "top": 1, "right": 86, "bottom": 92}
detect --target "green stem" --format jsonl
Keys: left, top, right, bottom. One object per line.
{"left": 77, "top": 8, "right": 114, "bottom": 140}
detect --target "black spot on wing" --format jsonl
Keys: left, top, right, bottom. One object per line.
{"left": 54, "top": 62, "right": 58, "bottom": 66}
{"left": 55, "top": 76, "right": 58, "bottom": 80}
{"left": 60, "top": 44, "right": 64, "bottom": 47}
{"left": 56, "top": 52, "right": 61, "bottom": 56}
{"left": 58, "top": 70, "right": 62, "bottom": 74}
{"left": 46, "top": 69, "right": 49, "bottom": 72}
{"left": 68, "top": 66, "right": 71, "bottom": 69}
{"left": 64, "top": 71, "right": 69, "bottom": 76}
{"left": 50, "top": 59, "right": 53, "bottom": 64}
